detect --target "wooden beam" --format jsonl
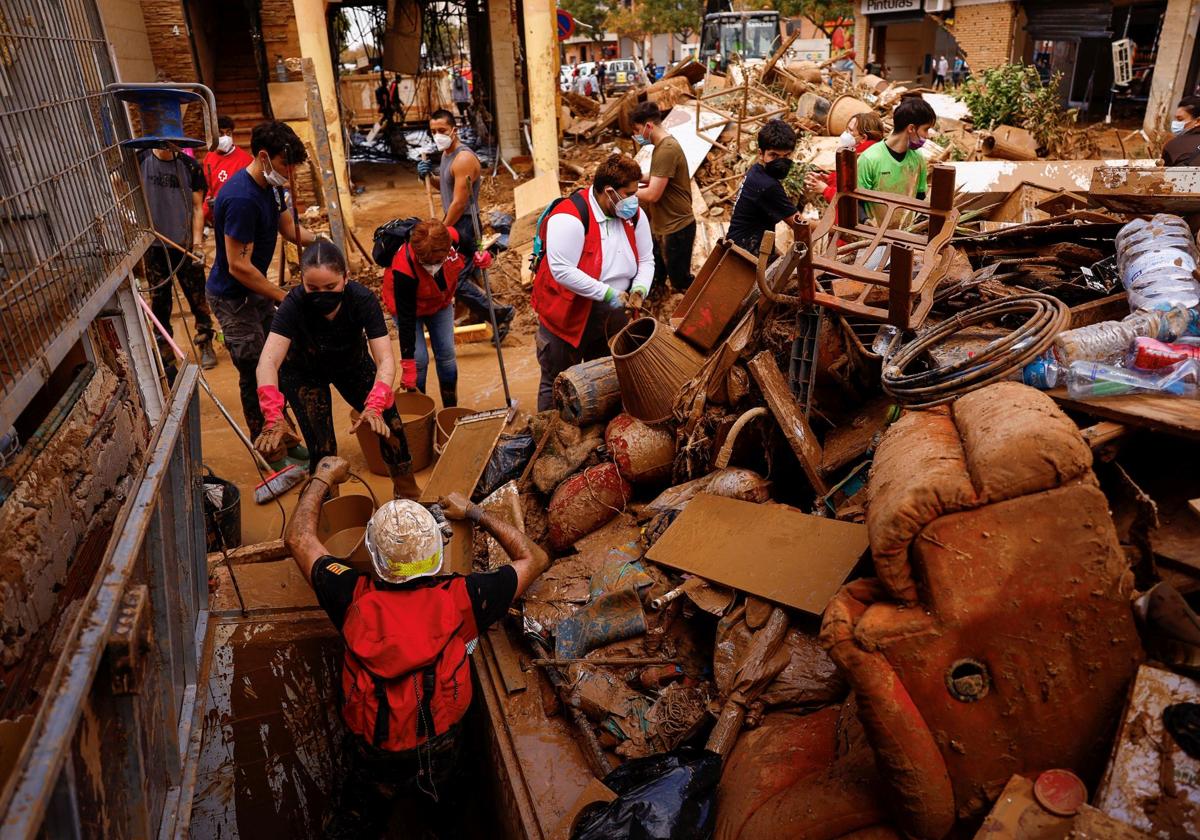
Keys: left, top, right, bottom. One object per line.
{"left": 1080, "top": 421, "right": 1127, "bottom": 449}
{"left": 300, "top": 58, "right": 347, "bottom": 256}
{"left": 748, "top": 351, "right": 828, "bottom": 495}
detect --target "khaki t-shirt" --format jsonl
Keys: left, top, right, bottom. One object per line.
{"left": 648, "top": 136, "right": 694, "bottom": 236}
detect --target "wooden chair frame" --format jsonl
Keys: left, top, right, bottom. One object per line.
{"left": 796, "top": 147, "right": 960, "bottom": 329}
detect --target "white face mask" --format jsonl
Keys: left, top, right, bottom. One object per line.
{"left": 1172, "top": 119, "right": 1189, "bottom": 135}
{"left": 433, "top": 132, "right": 453, "bottom": 151}
{"left": 217, "top": 134, "right": 234, "bottom": 153}
{"left": 261, "top": 156, "right": 288, "bottom": 187}
{"left": 420, "top": 261, "right": 442, "bottom": 275}
{"left": 838, "top": 131, "right": 856, "bottom": 149}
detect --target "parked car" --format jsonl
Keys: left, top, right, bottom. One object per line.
{"left": 605, "top": 58, "right": 648, "bottom": 93}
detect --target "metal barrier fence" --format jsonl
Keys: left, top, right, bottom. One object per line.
{"left": 0, "top": 0, "right": 151, "bottom": 430}
{"left": 0, "top": 366, "right": 207, "bottom": 838}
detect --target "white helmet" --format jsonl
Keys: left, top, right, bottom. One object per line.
{"left": 363, "top": 500, "right": 444, "bottom": 584}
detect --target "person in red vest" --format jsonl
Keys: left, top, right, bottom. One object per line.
{"left": 809, "top": 111, "right": 884, "bottom": 203}
{"left": 201, "top": 115, "right": 253, "bottom": 227}
{"left": 532, "top": 153, "right": 653, "bottom": 411}
{"left": 382, "top": 220, "right": 488, "bottom": 409}
{"left": 285, "top": 455, "right": 551, "bottom": 838}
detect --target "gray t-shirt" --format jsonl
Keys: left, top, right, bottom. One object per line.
{"left": 140, "top": 151, "right": 205, "bottom": 251}
{"left": 439, "top": 144, "right": 480, "bottom": 250}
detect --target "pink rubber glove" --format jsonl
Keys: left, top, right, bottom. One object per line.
{"left": 400, "top": 359, "right": 418, "bottom": 391}
{"left": 474, "top": 250, "right": 494, "bottom": 270}
{"left": 257, "top": 385, "right": 285, "bottom": 426}
{"left": 364, "top": 380, "right": 395, "bottom": 413}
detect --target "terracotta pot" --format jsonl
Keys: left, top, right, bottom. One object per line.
{"left": 609, "top": 317, "right": 704, "bottom": 425}
{"left": 606, "top": 413, "right": 674, "bottom": 485}
{"left": 547, "top": 462, "right": 632, "bottom": 551}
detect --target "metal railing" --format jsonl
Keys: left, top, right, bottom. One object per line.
{"left": 0, "top": 366, "right": 208, "bottom": 838}
{"left": 0, "top": 0, "right": 151, "bottom": 430}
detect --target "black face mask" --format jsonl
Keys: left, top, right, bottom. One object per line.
{"left": 305, "top": 289, "right": 344, "bottom": 315}
{"left": 764, "top": 158, "right": 793, "bottom": 180}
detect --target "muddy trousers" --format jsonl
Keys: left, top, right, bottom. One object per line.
{"left": 535, "top": 303, "right": 629, "bottom": 411}
{"left": 324, "top": 725, "right": 466, "bottom": 840}
{"left": 278, "top": 355, "right": 416, "bottom": 496}
{"left": 208, "top": 293, "right": 276, "bottom": 439}
{"left": 652, "top": 221, "right": 696, "bottom": 293}
{"left": 146, "top": 245, "right": 214, "bottom": 383}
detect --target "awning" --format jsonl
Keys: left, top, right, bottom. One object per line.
{"left": 1023, "top": 0, "right": 1113, "bottom": 39}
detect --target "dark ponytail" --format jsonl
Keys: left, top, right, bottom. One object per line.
{"left": 300, "top": 239, "right": 348, "bottom": 278}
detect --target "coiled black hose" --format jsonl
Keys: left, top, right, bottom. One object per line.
{"left": 881, "top": 293, "right": 1070, "bottom": 408}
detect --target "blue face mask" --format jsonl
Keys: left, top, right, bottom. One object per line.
{"left": 608, "top": 189, "right": 639, "bottom": 220}
{"left": 1172, "top": 120, "right": 1188, "bottom": 135}
{"left": 634, "top": 134, "right": 650, "bottom": 147}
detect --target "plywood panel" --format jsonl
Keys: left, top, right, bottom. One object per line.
{"left": 645, "top": 494, "right": 867, "bottom": 614}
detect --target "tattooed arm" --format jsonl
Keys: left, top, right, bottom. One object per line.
{"left": 224, "top": 234, "right": 286, "bottom": 302}
{"left": 285, "top": 456, "right": 349, "bottom": 581}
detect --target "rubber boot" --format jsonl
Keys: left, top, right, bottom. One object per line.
{"left": 440, "top": 385, "right": 458, "bottom": 409}
{"left": 391, "top": 470, "right": 421, "bottom": 501}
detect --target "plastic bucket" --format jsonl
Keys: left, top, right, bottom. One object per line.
{"left": 395, "top": 391, "right": 436, "bottom": 472}
{"left": 202, "top": 469, "right": 242, "bottom": 553}
{"left": 434, "top": 407, "right": 475, "bottom": 459}
{"left": 352, "top": 390, "right": 437, "bottom": 475}
{"left": 826, "top": 94, "right": 873, "bottom": 136}
{"left": 317, "top": 494, "right": 375, "bottom": 573}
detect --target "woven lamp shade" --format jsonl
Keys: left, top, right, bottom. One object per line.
{"left": 610, "top": 317, "right": 704, "bottom": 424}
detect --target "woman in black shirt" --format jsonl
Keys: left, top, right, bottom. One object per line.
{"left": 255, "top": 241, "right": 419, "bottom": 499}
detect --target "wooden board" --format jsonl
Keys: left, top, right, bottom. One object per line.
{"left": 644, "top": 494, "right": 867, "bottom": 614}
{"left": 748, "top": 351, "right": 829, "bottom": 494}
{"left": 267, "top": 82, "right": 307, "bottom": 120}
{"left": 419, "top": 410, "right": 508, "bottom": 504}
{"left": 514, "top": 172, "right": 563, "bottom": 222}
{"left": 210, "top": 560, "right": 319, "bottom": 612}
{"left": 487, "top": 624, "right": 528, "bottom": 695}
{"left": 1048, "top": 389, "right": 1200, "bottom": 440}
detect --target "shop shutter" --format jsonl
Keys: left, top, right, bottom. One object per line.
{"left": 1023, "top": 0, "right": 1113, "bottom": 39}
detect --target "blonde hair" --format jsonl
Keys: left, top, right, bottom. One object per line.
{"left": 851, "top": 111, "right": 885, "bottom": 141}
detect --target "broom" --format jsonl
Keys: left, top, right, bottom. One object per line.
{"left": 134, "top": 294, "right": 307, "bottom": 503}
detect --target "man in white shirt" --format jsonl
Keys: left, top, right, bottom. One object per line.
{"left": 531, "top": 154, "right": 654, "bottom": 410}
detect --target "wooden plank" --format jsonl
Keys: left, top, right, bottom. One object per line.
{"left": 644, "top": 494, "right": 867, "bottom": 614}
{"left": 1068, "top": 293, "right": 1129, "bottom": 329}
{"left": 1080, "top": 421, "right": 1127, "bottom": 449}
{"left": 1190, "top": 499, "right": 1200, "bottom": 521}
{"left": 1048, "top": 389, "right": 1200, "bottom": 440}
{"left": 419, "top": 410, "right": 508, "bottom": 504}
{"left": 206, "top": 538, "right": 288, "bottom": 570}
{"left": 748, "top": 351, "right": 828, "bottom": 494}
{"left": 300, "top": 58, "right": 347, "bottom": 256}
{"left": 487, "top": 624, "right": 528, "bottom": 695}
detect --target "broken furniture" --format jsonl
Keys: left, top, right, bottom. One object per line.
{"left": 818, "top": 382, "right": 1143, "bottom": 838}
{"left": 671, "top": 239, "right": 760, "bottom": 352}
{"left": 794, "top": 147, "right": 960, "bottom": 330}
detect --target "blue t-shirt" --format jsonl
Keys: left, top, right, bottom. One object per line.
{"left": 206, "top": 168, "right": 285, "bottom": 299}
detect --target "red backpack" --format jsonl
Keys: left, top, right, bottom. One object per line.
{"left": 339, "top": 576, "right": 478, "bottom": 752}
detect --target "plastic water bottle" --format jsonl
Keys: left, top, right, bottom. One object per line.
{"left": 1115, "top": 214, "right": 1200, "bottom": 311}
{"left": 1066, "top": 359, "right": 1199, "bottom": 399}
{"left": 275, "top": 55, "right": 288, "bottom": 83}
{"left": 1018, "top": 354, "right": 1061, "bottom": 389}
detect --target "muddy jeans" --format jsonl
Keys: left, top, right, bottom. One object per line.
{"left": 535, "top": 302, "right": 629, "bottom": 411}
{"left": 278, "top": 353, "right": 412, "bottom": 479}
{"left": 146, "top": 245, "right": 214, "bottom": 382}
{"left": 324, "top": 724, "right": 466, "bottom": 840}
{"left": 652, "top": 221, "right": 696, "bottom": 293}
{"left": 208, "top": 292, "right": 276, "bottom": 439}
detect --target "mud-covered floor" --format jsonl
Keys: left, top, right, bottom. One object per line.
{"left": 188, "top": 162, "right": 541, "bottom": 545}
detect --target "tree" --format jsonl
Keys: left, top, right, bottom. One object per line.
{"left": 638, "top": 0, "right": 705, "bottom": 56}
{"left": 561, "top": 0, "right": 609, "bottom": 45}
{"left": 774, "top": 0, "right": 855, "bottom": 39}
{"left": 607, "top": 6, "right": 650, "bottom": 59}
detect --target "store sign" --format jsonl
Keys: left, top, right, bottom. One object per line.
{"left": 861, "top": 0, "right": 921, "bottom": 13}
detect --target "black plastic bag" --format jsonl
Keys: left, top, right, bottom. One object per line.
{"left": 475, "top": 433, "right": 536, "bottom": 499}
{"left": 571, "top": 747, "right": 722, "bottom": 840}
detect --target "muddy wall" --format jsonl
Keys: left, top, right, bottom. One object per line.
{"left": 0, "top": 359, "right": 147, "bottom": 666}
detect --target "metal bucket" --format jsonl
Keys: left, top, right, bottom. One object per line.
{"left": 317, "top": 493, "right": 376, "bottom": 573}
{"left": 202, "top": 468, "right": 242, "bottom": 553}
